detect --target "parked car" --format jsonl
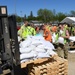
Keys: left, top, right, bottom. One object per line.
{"left": 17, "top": 22, "right": 24, "bottom": 30}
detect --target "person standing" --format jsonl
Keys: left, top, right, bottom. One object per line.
{"left": 18, "top": 21, "right": 28, "bottom": 39}
{"left": 26, "top": 23, "right": 36, "bottom": 36}
{"left": 57, "top": 23, "right": 70, "bottom": 59}
{"left": 42, "top": 25, "right": 52, "bottom": 42}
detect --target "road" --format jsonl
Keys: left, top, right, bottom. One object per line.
{"left": 68, "top": 51, "right": 75, "bottom": 75}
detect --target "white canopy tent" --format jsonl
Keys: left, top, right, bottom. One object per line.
{"left": 61, "top": 17, "right": 75, "bottom": 24}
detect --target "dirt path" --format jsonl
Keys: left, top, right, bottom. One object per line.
{"left": 68, "top": 52, "right": 75, "bottom": 75}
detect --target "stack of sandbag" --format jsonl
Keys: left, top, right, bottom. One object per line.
{"left": 19, "top": 36, "right": 56, "bottom": 63}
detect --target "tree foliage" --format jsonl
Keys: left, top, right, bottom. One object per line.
{"left": 37, "top": 9, "right": 54, "bottom": 22}
{"left": 16, "top": 9, "right": 75, "bottom": 23}
{"left": 37, "top": 9, "right": 67, "bottom": 22}
{"left": 16, "top": 16, "right": 22, "bottom": 22}
{"left": 24, "top": 14, "right": 27, "bottom": 20}
{"left": 56, "top": 12, "right": 66, "bottom": 22}
{"left": 30, "top": 11, "right": 33, "bottom": 17}
{"left": 70, "top": 10, "right": 75, "bottom": 17}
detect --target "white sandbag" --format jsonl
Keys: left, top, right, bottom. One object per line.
{"left": 20, "top": 54, "right": 33, "bottom": 60}
{"left": 37, "top": 45, "right": 44, "bottom": 49}
{"left": 20, "top": 51, "right": 37, "bottom": 60}
{"left": 31, "top": 40, "right": 42, "bottom": 46}
{"left": 29, "top": 45, "right": 36, "bottom": 50}
{"left": 31, "top": 36, "right": 44, "bottom": 40}
{"left": 26, "top": 35, "right": 33, "bottom": 40}
{"left": 69, "top": 36, "right": 75, "bottom": 41}
{"left": 20, "top": 59, "right": 31, "bottom": 63}
{"left": 19, "top": 39, "right": 31, "bottom": 48}
{"left": 37, "top": 53, "right": 50, "bottom": 58}
{"left": 20, "top": 47, "right": 32, "bottom": 54}
{"left": 44, "top": 46, "right": 53, "bottom": 50}
{"left": 46, "top": 50, "right": 57, "bottom": 56}
{"left": 57, "top": 37, "right": 64, "bottom": 44}
{"left": 35, "top": 48, "right": 46, "bottom": 53}
{"left": 42, "top": 40, "right": 55, "bottom": 50}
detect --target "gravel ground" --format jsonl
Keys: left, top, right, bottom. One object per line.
{"left": 68, "top": 52, "right": 75, "bottom": 75}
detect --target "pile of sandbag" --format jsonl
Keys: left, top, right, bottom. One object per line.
{"left": 19, "top": 36, "right": 56, "bottom": 63}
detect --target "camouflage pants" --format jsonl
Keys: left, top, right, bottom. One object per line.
{"left": 55, "top": 43, "right": 69, "bottom": 59}
{"left": 64, "top": 43, "right": 69, "bottom": 59}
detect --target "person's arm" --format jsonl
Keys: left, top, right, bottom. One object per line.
{"left": 62, "top": 30, "right": 70, "bottom": 38}
{"left": 43, "top": 31, "right": 49, "bottom": 37}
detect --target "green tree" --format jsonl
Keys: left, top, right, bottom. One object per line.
{"left": 56, "top": 12, "right": 66, "bottom": 22}
{"left": 24, "top": 14, "right": 27, "bottom": 20}
{"left": 37, "top": 9, "right": 54, "bottom": 22}
{"left": 16, "top": 16, "right": 22, "bottom": 22}
{"left": 52, "top": 9, "right": 56, "bottom": 22}
{"left": 27, "top": 11, "right": 34, "bottom": 21}
{"left": 30, "top": 11, "right": 33, "bottom": 17}
{"left": 70, "top": 10, "right": 75, "bottom": 17}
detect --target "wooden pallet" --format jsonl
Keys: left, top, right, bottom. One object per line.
{"left": 20, "top": 55, "right": 68, "bottom": 75}
{"left": 53, "top": 56, "right": 68, "bottom": 75}
{"left": 21, "top": 57, "right": 53, "bottom": 68}
{"left": 27, "top": 56, "right": 68, "bottom": 75}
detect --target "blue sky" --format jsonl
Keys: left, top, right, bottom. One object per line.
{"left": 0, "top": 0, "right": 75, "bottom": 17}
